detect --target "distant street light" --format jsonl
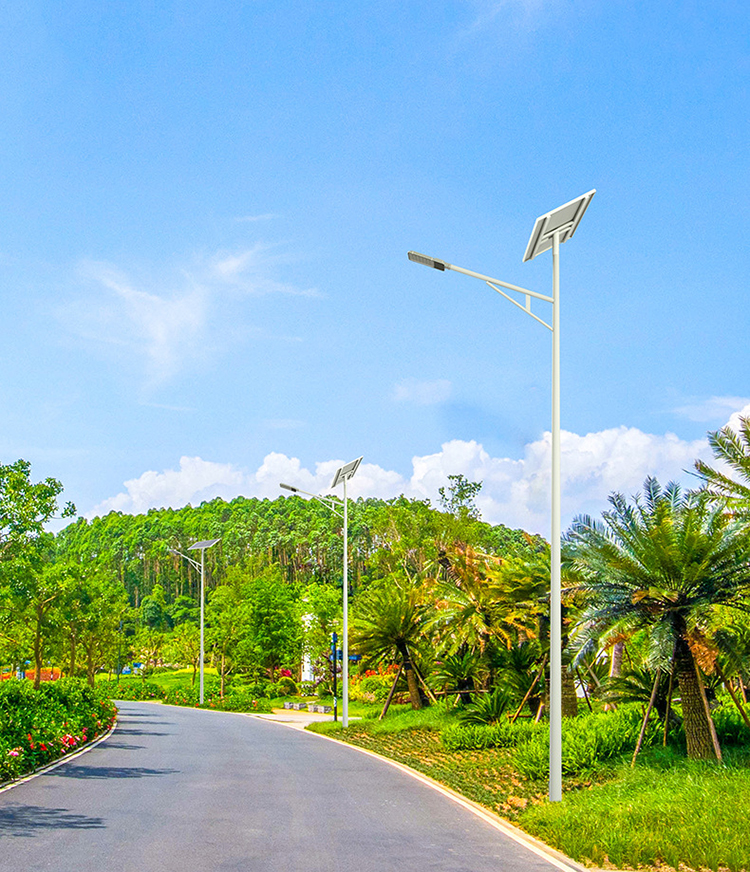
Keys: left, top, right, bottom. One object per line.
{"left": 408, "top": 190, "right": 595, "bottom": 802}
{"left": 170, "top": 538, "right": 221, "bottom": 704}
{"left": 281, "top": 455, "right": 362, "bottom": 727}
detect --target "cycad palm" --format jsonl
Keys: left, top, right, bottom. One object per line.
{"left": 695, "top": 415, "right": 750, "bottom": 520}
{"left": 429, "top": 544, "right": 537, "bottom": 656}
{"left": 567, "top": 477, "right": 750, "bottom": 761}
{"left": 352, "top": 574, "right": 429, "bottom": 709}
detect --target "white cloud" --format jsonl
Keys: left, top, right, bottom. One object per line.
{"left": 92, "top": 457, "right": 248, "bottom": 516}
{"left": 62, "top": 244, "right": 318, "bottom": 386}
{"left": 91, "top": 419, "right": 724, "bottom": 536}
{"left": 74, "top": 260, "right": 207, "bottom": 385}
{"left": 721, "top": 402, "right": 750, "bottom": 435}
{"left": 673, "top": 396, "right": 750, "bottom": 423}
{"left": 393, "top": 378, "right": 452, "bottom": 405}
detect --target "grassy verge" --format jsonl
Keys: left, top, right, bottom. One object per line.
{"left": 307, "top": 711, "right": 750, "bottom": 872}
{"left": 520, "top": 748, "right": 750, "bottom": 871}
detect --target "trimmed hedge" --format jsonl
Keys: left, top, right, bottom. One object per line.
{"left": 0, "top": 679, "right": 117, "bottom": 783}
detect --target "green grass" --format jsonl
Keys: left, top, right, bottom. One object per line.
{"left": 519, "top": 748, "right": 750, "bottom": 871}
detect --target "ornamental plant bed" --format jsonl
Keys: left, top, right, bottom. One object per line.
{"left": 0, "top": 678, "right": 117, "bottom": 784}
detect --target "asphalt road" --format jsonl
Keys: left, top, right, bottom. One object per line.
{"left": 0, "top": 701, "right": 575, "bottom": 872}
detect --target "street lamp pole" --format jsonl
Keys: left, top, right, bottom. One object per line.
{"left": 281, "top": 455, "right": 362, "bottom": 728}
{"left": 170, "top": 538, "right": 220, "bottom": 705}
{"left": 408, "top": 189, "right": 594, "bottom": 802}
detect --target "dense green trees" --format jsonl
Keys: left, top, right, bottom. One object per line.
{"left": 3, "top": 435, "right": 750, "bottom": 773}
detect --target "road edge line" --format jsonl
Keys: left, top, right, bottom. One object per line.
{"left": 252, "top": 715, "right": 590, "bottom": 872}
{"left": 0, "top": 718, "right": 118, "bottom": 795}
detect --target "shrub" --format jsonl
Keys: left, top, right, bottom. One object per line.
{"left": 441, "top": 719, "right": 542, "bottom": 751}
{"left": 350, "top": 667, "right": 403, "bottom": 703}
{"left": 98, "top": 680, "right": 165, "bottom": 701}
{"left": 712, "top": 702, "right": 750, "bottom": 747}
{"left": 0, "top": 679, "right": 117, "bottom": 784}
{"left": 276, "top": 676, "right": 298, "bottom": 697}
{"left": 515, "top": 705, "right": 661, "bottom": 780}
{"left": 459, "top": 688, "right": 514, "bottom": 725}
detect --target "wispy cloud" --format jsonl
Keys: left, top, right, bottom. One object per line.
{"left": 672, "top": 395, "right": 750, "bottom": 424}
{"left": 60, "top": 242, "right": 318, "bottom": 387}
{"left": 393, "top": 378, "right": 452, "bottom": 405}
{"left": 458, "top": 0, "right": 553, "bottom": 39}
{"left": 75, "top": 260, "right": 207, "bottom": 386}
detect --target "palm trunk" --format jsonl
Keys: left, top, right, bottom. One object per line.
{"left": 397, "top": 643, "right": 422, "bottom": 709}
{"left": 604, "top": 641, "right": 625, "bottom": 711}
{"left": 561, "top": 667, "right": 579, "bottom": 717}
{"left": 675, "top": 635, "right": 721, "bottom": 761}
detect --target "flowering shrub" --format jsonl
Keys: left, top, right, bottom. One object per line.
{"left": 161, "top": 684, "right": 272, "bottom": 713}
{"left": 350, "top": 665, "right": 405, "bottom": 704}
{"left": 0, "top": 679, "right": 117, "bottom": 784}
{"left": 97, "top": 680, "right": 166, "bottom": 701}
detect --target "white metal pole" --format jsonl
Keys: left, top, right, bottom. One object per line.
{"left": 549, "top": 230, "right": 562, "bottom": 802}
{"left": 200, "top": 547, "right": 205, "bottom": 706}
{"left": 342, "top": 475, "right": 349, "bottom": 727}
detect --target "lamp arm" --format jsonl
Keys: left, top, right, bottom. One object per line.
{"left": 281, "top": 485, "right": 343, "bottom": 518}
{"left": 486, "top": 282, "right": 552, "bottom": 331}
{"left": 170, "top": 549, "right": 201, "bottom": 572}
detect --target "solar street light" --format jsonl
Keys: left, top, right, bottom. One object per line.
{"left": 170, "top": 538, "right": 220, "bottom": 704}
{"left": 408, "top": 190, "right": 595, "bottom": 802}
{"left": 280, "top": 456, "right": 363, "bottom": 727}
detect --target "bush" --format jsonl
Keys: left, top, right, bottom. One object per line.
{"left": 350, "top": 667, "right": 402, "bottom": 703}
{"left": 209, "top": 689, "right": 273, "bottom": 714}
{"left": 442, "top": 719, "right": 542, "bottom": 751}
{"left": 515, "top": 705, "right": 661, "bottom": 780}
{"left": 459, "top": 688, "right": 514, "bottom": 725}
{"left": 0, "top": 679, "right": 117, "bottom": 783}
{"left": 98, "top": 680, "right": 165, "bottom": 701}
{"left": 276, "top": 676, "right": 298, "bottom": 697}
{"left": 712, "top": 702, "right": 750, "bottom": 747}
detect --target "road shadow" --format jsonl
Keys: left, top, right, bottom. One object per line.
{"left": 50, "top": 765, "right": 179, "bottom": 780}
{"left": 113, "top": 728, "right": 171, "bottom": 736}
{"left": 0, "top": 804, "right": 105, "bottom": 837}
{"left": 97, "top": 741, "right": 145, "bottom": 750}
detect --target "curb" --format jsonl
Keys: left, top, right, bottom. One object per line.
{"left": 0, "top": 718, "right": 118, "bottom": 795}
{"left": 257, "top": 715, "right": 593, "bottom": 872}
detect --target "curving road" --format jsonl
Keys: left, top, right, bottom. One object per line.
{"left": 0, "top": 701, "right": 578, "bottom": 872}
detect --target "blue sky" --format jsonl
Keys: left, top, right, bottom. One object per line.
{"left": 2, "top": 1, "right": 749, "bottom": 535}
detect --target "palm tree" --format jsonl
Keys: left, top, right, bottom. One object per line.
{"left": 428, "top": 543, "right": 538, "bottom": 659}
{"left": 567, "top": 477, "right": 750, "bottom": 761}
{"left": 351, "top": 574, "right": 430, "bottom": 710}
{"left": 694, "top": 415, "right": 750, "bottom": 520}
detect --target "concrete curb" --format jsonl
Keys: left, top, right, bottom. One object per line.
{"left": 0, "top": 718, "right": 118, "bottom": 795}
{"left": 254, "top": 714, "right": 596, "bottom": 872}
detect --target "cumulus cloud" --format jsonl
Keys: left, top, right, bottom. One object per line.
{"left": 393, "top": 378, "right": 452, "bottom": 405}
{"left": 92, "top": 419, "right": 725, "bottom": 536}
